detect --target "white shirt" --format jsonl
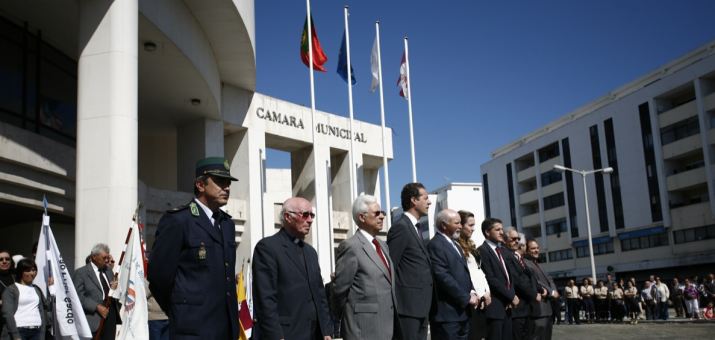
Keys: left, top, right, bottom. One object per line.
{"left": 194, "top": 198, "right": 217, "bottom": 228}
{"left": 404, "top": 211, "right": 421, "bottom": 236}
{"left": 359, "top": 229, "right": 377, "bottom": 251}
{"left": 466, "top": 253, "right": 490, "bottom": 296}
{"left": 90, "top": 262, "right": 110, "bottom": 300}
{"left": 15, "top": 284, "right": 41, "bottom": 328}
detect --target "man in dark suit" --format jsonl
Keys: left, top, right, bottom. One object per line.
{"left": 428, "top": 209, "right": 478, "bottom": 340}
{"left": 524, "top": 239, "right": 558, "bottom": 340}
{"left": 148, "top": 157, "right": 239, "bottom": 339}
{"left": 478, "top": 218, "right": 518, "bottom": 340}
{"left": 74, "top": 243, "right": 120, "bottom": 339}
{"left": 387, "top": 182, "right": 433, "bottom": 340}
{"left": 252, "top": 197, "right": 332, "bottom": 340}
{"left": 505, "top": 228, "right": 538, "bottom": 340}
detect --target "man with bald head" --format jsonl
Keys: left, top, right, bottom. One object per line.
{"left": 427, "top": 209, "right": 478, "bottom": 339}
{"left": 252, "top": 197, "right": 332, "bottom": 340}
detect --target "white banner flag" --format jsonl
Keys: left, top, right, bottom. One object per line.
{"left": 34, "top": 215, "right": 93, "bottom": 339}
{"left": 111, "top": 221, "right": 149, "bottom": 340}
{"left": 370, "top": 36, "right": 379, "bottom": 92}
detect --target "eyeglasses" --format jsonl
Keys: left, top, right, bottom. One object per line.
{"left": 0, "top": 257, "right": 10, "bottom": 262}
{"left": 509, "top": 237, "right": 521, "bottom": 242}
{"left": 363, "top": 211, "right": 386, "bottom": 218}
{"left": 288, "top": 211, "right": 315, "bottom": 219}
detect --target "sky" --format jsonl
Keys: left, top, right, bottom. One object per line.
{"left": 255, "top": 0, "right": 715, "bottom": 208}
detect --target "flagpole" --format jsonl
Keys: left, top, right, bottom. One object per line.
{"left": 404, "top": 37, "right": 417, "bottom": 182}
{"left": 375, "top": 21, "right": 392, "bottom": 228}
{"left": 306, "top": 0, "right": 320, "bottom": 251}
{"left": 42, "top": 196, "right": 58, "bottom": 340}
{"left": 344, "top": 5, "right": 357, "bottom": 235}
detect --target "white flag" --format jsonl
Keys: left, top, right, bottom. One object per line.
{"left": 370, "top": 36, "right": 379, "bottom": 92}
{"left": 111, "top": 222, "right": 149, "bottom": 340}
{"left": 34, "top": 215, "right": 93, "bottom": 339}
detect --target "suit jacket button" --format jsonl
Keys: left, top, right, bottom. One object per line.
{"left": 225, "top": 262, "right": 229, "bottom": 267}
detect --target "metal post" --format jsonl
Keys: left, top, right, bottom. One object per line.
{"left": 581, "top": 172, "right": 597, "bottom": 282}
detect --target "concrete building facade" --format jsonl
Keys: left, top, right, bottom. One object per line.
{"left": 0, "top": 0, "right": 392, "bottom": 281}
{"left": 481, "top": 40, "right": 715, "bottom": 282}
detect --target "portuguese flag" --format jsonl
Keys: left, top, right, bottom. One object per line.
{"left": 301, "top": 15, "right": 328, "bottom": 72}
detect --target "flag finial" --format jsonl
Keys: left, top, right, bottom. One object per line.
{"left": 42, "top": 195, "right": 48, "bottom": 215}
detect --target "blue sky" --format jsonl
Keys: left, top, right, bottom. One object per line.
{"left": 255, "top": 0, "right": 715, "bottom": 208}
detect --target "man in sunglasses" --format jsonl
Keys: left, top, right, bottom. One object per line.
{"left": 332, "top": 195, "right": 396, "bottom": 340}
{"left": 504, "top": 228, "right": 538, "bottom": 340}
{"left": 252, "top": 197, "right": 332, "bottom": 340}
{"left": 148, "top": 157, "right": 239, "bottom": 340}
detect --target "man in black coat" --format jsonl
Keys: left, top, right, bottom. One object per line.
{"left": 428, "top": 209, "right": 478, "bottom": 340}
{"left": 504, "top": 228, "right": 538, "bottom": 340}
{"left": 478, "top": 218, "right": 518, "bottom": 340}
{"left": 387, "top": 182, "right": 433, "bottom": 340}
{"left": 524, "top": 239, "right": 559, "bottom": 340}
{"left": 251, "top": 197, "right": 332, "bottom": 340}
{"left": 148, "top": 157, "right": 239, "bottom": 339}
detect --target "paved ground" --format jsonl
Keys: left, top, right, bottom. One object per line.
{"left": 552, "top": 321, "right": 715, "bottom": 339}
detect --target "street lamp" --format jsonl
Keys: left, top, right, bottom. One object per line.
{"left": 553, "top": 164, "right": 613, "bottom": 282}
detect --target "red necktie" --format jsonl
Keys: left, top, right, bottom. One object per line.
{"left": 496, "top": 247, "right": 511, "bottom": 288}
{"left": 372, "top": 239, "right": 391, "bottom": 280}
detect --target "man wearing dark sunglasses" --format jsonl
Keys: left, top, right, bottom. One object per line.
{"left": 252, "top": 197, "right": 332, "bottom": 340}
{"left": 332, "top": 195, "right": 396, "bottom": 340}
{"left": 148, "top": 157, "right": 239, "bottom": 340}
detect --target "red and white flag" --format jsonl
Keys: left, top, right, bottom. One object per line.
{"left": 112, "top": 221, "right": 149, "bottom": 340}
{"left": 397, "top": 52, "right": 409, "bottom": 99}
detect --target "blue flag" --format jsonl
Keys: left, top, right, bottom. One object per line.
{"left": 337, "top": 32, "right": 356, "bottom": 85}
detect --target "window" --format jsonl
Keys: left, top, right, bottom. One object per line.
{"left": 541, "top": 170, "right": 562, "bottom": 186}
{"left": 524, "top": 226, "right": 542, "bottom": 239}
{"left": 604, "top": 118, "right": 624, "bottom": 229}
{"left": 482, "top": 173, "right": 491, "bottom": 217}
{"left": 548, "top": 249, "right": 573, "bottom": 262}
{"left": 562, "top": 138, "right": 579, "bottom": 237}
{"left": 543, "top": 193, "right": 565, "bottom": 210}
{"left": 590, "top": 125, "right": 609, "bottom": 232}
{"left": 538, "top": 142, "right": 560, "bottom": 163}
{"left": 538, "top": 253, "right": 547, "bottom": 263}
{"left": 621, "top": 232, "right": 669, "bottom": 251}
{"left": 639, "top": 103, "right": 662, "bottom": 222}
{"left": 673, "top": 225, "right": 715, "bottom": 244}
{"left": 660, "top": 116, "right": 700, "bottom": 145}
{"left": 546, "top": 218, "right": 568, "bottom": 235}
{"left": 575, "top": 241, "right": 614, "bottom": 257}
{"left": 506, "top": 163, "right": 516, "bottom": 227}
{"left": 0, "top": 16, "right": 77, "bottom": 145}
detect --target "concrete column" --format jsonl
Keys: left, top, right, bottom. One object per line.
{"left": 176, "top": 118, "right": 224, "bottom": 192}
{"left": 330, "top": 150, "right": 352, "bottom": 233}
{"left": 76, "top": 0, "right": 138, "bottom": 266}
{"left": 694, "top": 79, "right": 715, "bottom": 216}
{"left": 291, "top": 144, "right": 332, "bottom": 282}
{"left": 225, "top": 127, "right": 265, "bottom": 265}
{"left": 648, "top": 99, "right": 672, "bottom": 227}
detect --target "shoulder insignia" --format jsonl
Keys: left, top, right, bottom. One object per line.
{"left": 190, "top": 202, "right": 200, "bottom": 217}
{"left": 167, "top": 203, "right": 189, "bottom": 214}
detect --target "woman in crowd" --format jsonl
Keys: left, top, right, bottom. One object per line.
{"left": 1, "top": 259, "right": 50, "bottom": 340}
{"left": 0, "top": 250, "right": 16, "bottom": 337}
{"left": 623, "top": 280, "right": 639, "bottom": 324}
{"left": 609, "top": 282, "right": 625, "bottom": 323}
{"left": 580, "top": 278, "right": 595, "bottom": 323}
{"left": 456, "top": 210, "right": 490, "bottom": 340}
{"left": 684, "top": 277, "right": 701, "bottom": 320}
{"left": 565, "top": 279, "right": 581, "bottom": 324}
{"left": 594, "top": 280, "right": 609, "bottom": 322}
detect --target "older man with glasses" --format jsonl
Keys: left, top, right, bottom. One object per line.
{"left": 332, "top": 195, "right": 396, "bottom": 340}
{"left": 252, "top": 197, "right": 333, "bottom": 340}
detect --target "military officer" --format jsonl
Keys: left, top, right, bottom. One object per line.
{"left": 148, "top": 157, "right": 239, "bottom": 339}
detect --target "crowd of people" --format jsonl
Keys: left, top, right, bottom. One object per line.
{"left": 2, "top": 157, "right": 715, "bottom": 340}
{"left": 553, "top": 273, "right": 715, "bottom": 325}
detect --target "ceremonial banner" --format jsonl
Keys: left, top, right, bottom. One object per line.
{"left": 34, "top": 214, "right": 92, "bottom": 339}
{"left": 237, "top": 266, "right": 253, "bottom": 340}
{"left": 111, "top": 222, "right": 149, "bottom": 340}
{"left": 300, "top": 15, "right": 328, "bottom": 71}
